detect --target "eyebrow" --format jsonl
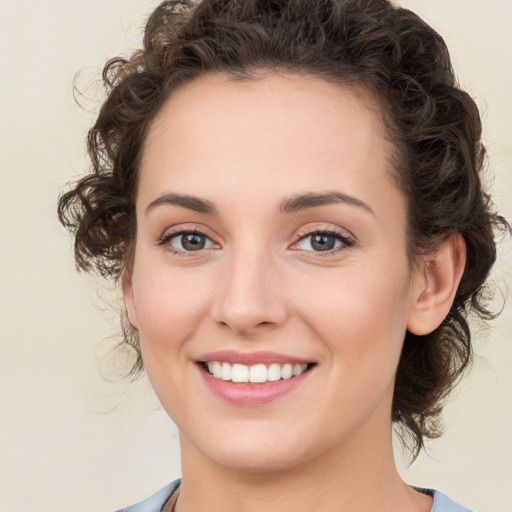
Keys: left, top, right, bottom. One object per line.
{"left": 279, "top": 191, "right": 375, "bottom": 216}
{"left": 145, "top": 192, "right": 219, "bottom": 215}
{"left": 144, "top": 190, "right": 374, "bottom": 216}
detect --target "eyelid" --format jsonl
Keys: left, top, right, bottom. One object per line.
{"left": 156, "top": 223, "right": 354, "bottom": 256}
{"left": 157, "top": 224, "right": 221, "bottom": 255}
{"left": 289, "top": 225, "right": 355, "bottom": 254}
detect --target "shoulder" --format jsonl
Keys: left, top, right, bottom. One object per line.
{"left": 114, "top": 479, "right": 181, "bottom": 512}
{"left": 430, "top": 490, "right": 474, "bottom": 512}
{"left": 414, "top": 487, "right": 474, "bottom": 512}
{"left": 114, "top": 480, "right": 473, "bottom": 512}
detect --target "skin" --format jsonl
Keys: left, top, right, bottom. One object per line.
{"left": 123, "top": 72, "right": 465, "bottom": 512}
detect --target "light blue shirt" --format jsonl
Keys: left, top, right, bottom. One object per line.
{"left": 115, "top": 479, "right": 474, "bottom": 512}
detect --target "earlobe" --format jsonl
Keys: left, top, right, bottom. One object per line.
{"left": 407, "top": 233, "right": 466, "bottom": 336}
{"left": 122, "top": 270, "right": 139, "bottom": 329}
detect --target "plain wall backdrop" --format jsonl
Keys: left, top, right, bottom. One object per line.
{"left": 0, "top": 1, "right": 511, "bottom": 511}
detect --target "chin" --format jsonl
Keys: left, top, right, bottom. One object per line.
{"left": 181, "top": 421, "right": 321, "bottom": 474}
{"left": 205, "top": 444, "right": 310, "bottom": 474}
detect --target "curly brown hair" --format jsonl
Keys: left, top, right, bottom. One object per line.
{"left": 58, "top": 0, "right": 508, "bottom": 458}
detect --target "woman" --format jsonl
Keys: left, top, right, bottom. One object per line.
{"left": 58, "top": 0, "right": 508, "bottom": 510}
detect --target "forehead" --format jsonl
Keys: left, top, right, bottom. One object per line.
{"left": 144, "top": 71, "right": 387, "bottom": 158}
{"left": 139, "top": 72, "right": 402, "bottom": 220}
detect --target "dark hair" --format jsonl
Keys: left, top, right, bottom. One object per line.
{"left": 58, "top": 0, "right": 508, "bottom": 458}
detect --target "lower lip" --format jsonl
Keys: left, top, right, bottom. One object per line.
{"left": 198, "top": 365, "right": 313, "bottom": 406}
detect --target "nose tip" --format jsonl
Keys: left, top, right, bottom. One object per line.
{"left": 211, "top": 252, "right": 288, "bottom": 336}
{"left": 216, "top": 300, "right": 279, "bottom": 336}
{"left": 217, "top": 311, "right": 274, "bottom": 336}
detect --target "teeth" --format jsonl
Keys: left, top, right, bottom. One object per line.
{"left": 267, "top": 363, "right": 281, "bottom": 382}
{"left": 249, "top": 364, "right": 267, "bottom": 383}
{"left": 210, "top": 361, "right": 222, "bottom": 378}
{"left": 231, "top": 363, "right": 249, "bottom": 383}
{"left": 293, "top": 364, "right": 305, "bottom": 376}
{"left": 281, "top": 363, "right": 293, "bottom": 380}
{"left": 205, "top": 361, "right": 308, "bottom": 383}
{"left": 221, "top": 362, "right": 231, "bottom": 381}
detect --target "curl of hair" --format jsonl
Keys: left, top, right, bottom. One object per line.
{"left": 58, "top": 0, "right": 509, "bottom": 459}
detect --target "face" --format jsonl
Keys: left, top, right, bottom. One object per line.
{"left": 124, "top": 72, "right": 423, "bottom": 473}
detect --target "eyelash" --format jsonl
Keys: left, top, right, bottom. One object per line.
{"left": 157, "top": 229, "right": 215, "bottom": 257}
{"left": 293, "top": 228, "right": 355, "bottom": 256}
{"left": 157, "top": 227, "right": 355, "bottom": 257}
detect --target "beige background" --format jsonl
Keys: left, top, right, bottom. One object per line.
{"left": 0, "top": 1, "right": 510, "bottom": 511}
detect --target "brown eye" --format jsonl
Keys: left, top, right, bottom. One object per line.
{"left": 168, "top": 232, "right": 213, "bottom": 251}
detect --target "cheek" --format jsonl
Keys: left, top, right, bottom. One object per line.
{"left": 131, "top": 264, "right": 217, "bottom": 415}
{"left": 296, "top": 263, "right": 411, "bottom": 377}
{"left": 131, "top": 263, "right": 214, "bottom": 357}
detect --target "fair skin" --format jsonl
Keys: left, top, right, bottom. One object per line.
{"left": 123, "top": 72, "right": 466, "bottom": 512}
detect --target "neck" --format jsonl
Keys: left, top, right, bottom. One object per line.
{"left": 175, "top": 422, "right": 431, "bottom": 512}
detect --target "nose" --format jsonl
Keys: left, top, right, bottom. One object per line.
{"left": 211, "top": 246, "right": 288, "bottom": 336}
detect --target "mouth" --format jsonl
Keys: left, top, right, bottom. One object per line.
{"left": 198, "top": 361, "right": 314, "bottom": 384}
{"left": 196, "top": 352, "right": 316, "bottom": 405}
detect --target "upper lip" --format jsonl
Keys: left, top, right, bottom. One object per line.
{"left": 196, "top": 350, "right": 313, "bottom": 366}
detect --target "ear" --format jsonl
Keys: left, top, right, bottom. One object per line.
{"left": 407, "top": 233, "right": 466, "bottom": 336}
{"left": 122, "top": 270, "right": 139, "bottom": 330}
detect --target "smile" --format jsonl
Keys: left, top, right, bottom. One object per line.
{"left": 203, "top": 361, "right": 310, "bottom": 383}
{"left": 196, "top": 351, "right": 316, "bottom": 405}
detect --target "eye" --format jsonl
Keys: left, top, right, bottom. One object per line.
{"left": 161, "top": 230, "right": 216, "bottom": 252}
{"left": 293, "top": 230, "right": 354, "bottom": 253}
